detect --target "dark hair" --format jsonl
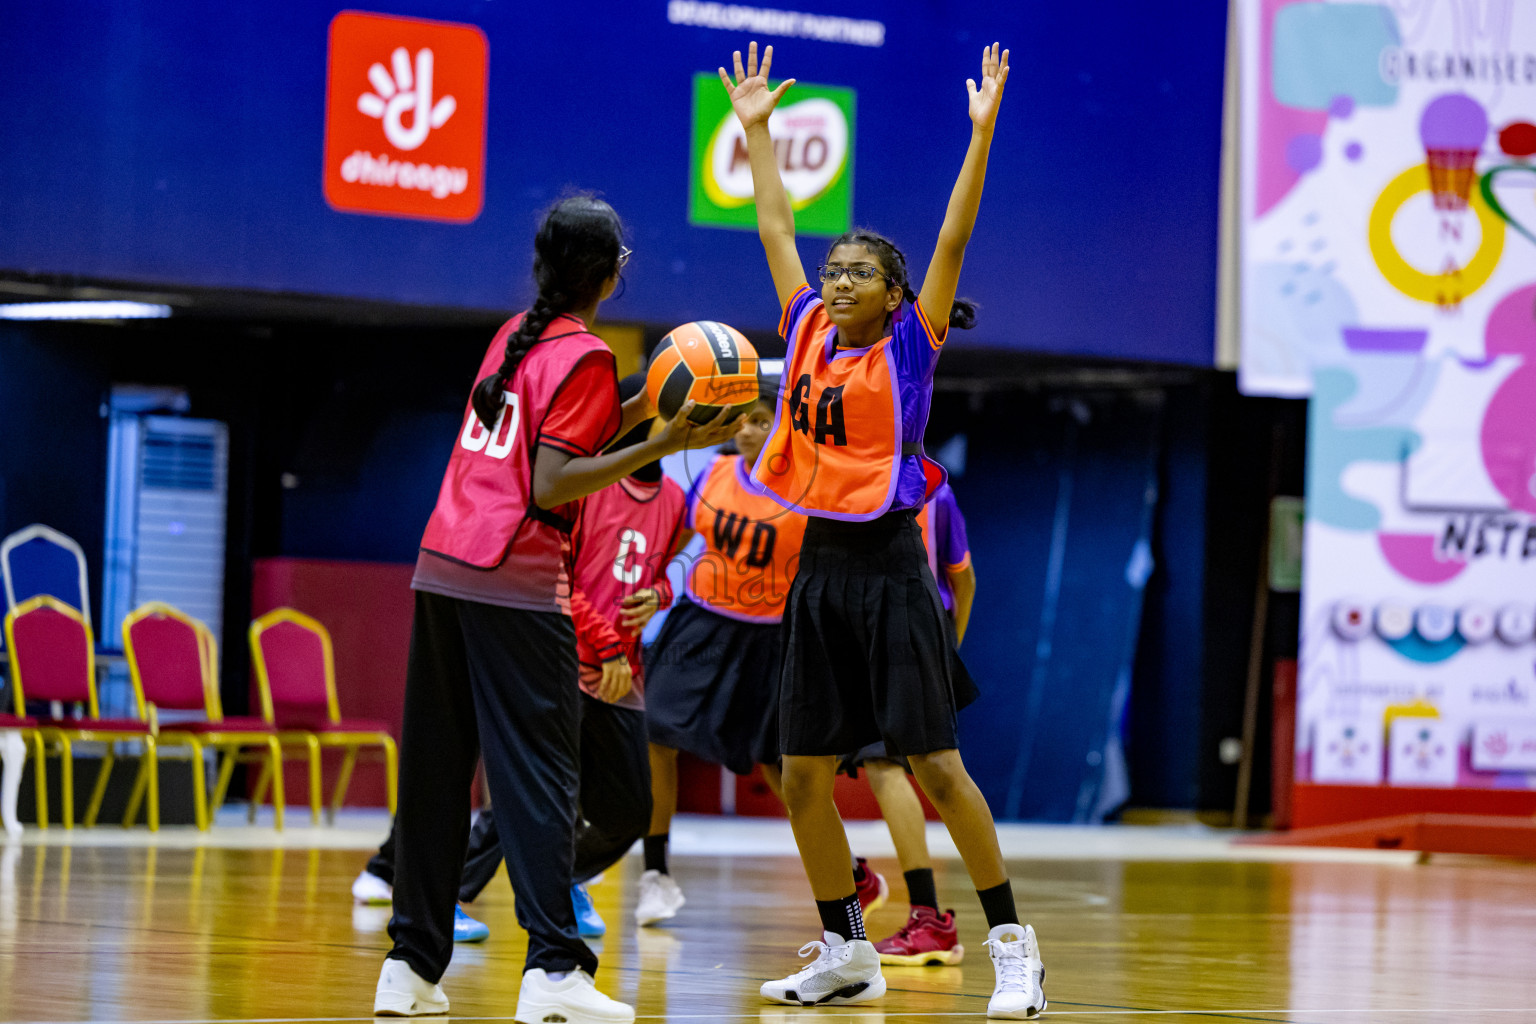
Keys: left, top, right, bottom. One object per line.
{"left": 718, "top": 375, "right": 781, "bottom": 456}
{"left": 609, "top": 371, "right": 661, "bottom": 482}
{"left": 757, "top": 374, "right": 781, "bottom": 408}
{"left": 472, "top": 194, "right": 624, "bottom": 429}
{"left": 826, "top": 229, "right": 977, "bottom": 330}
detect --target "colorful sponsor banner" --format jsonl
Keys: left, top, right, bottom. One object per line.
{"left": 323, "top": 11, "right": 487, "bottom": 223}
{"left": 1298, "top": 343, "right": 1536, "bottom": 792}
{"left": 1237, "top": 0, "right": 1536, "bottom": 396}
{"left": 688, "top": 73, "right": 853, "bottom": 235}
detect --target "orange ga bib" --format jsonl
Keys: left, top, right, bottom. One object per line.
{"left": 754, "top": 316, "right": 905, "bottom": 521}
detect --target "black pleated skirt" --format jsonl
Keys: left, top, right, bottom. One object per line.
{"left": 779, "top": 508, "right": 978, "bottom": 759}
{"left": 643, "top": 597, "right": 783, "bottom": 775}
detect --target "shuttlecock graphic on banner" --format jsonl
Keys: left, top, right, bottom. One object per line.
{"left": 1419, "top": 93, "right": 1488, "bottom": 211}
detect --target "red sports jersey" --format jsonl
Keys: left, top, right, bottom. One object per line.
{"left": 571, "top": 475, "right": 688, "bottom": 709}
{"left": 686, "top": 454, "right": 807, "bottom": 623}
{"left": 415, "top": 313, "right": 621, "bottom": 613}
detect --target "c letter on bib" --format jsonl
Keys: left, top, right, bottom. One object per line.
{"left": 613, "top": 528, "right": 647, "bottom": 585}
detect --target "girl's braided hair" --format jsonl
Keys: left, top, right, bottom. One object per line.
{"left": 472, "top": 194, "right": 625, "bottom": 429}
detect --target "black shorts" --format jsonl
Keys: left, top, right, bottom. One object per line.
{"left": 643, "top": 597, "right": 783, "bottom": 775}
{"left": 780, "top": 509, "right": 978, "bottom": 760}
{"left": 836, "top": 741, "right": 910, "bottom": 779}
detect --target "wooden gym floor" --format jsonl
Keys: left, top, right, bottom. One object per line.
{"left": 1, "top": 814, "right": 1534, "bottom": 1023}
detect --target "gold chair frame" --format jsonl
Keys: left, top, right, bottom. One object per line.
{"left": 122, "top": 601, "right": 286, "bottom": 830}
{"left": 248, "top": 607, "right": 397, "bottom": 824}
{"left": 4, "top": 595, "right": 159, "bottom": 830}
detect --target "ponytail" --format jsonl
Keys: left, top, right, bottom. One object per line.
{"left": 472, "top": 193, "right": 624, "bottom": 429}
{"left": 947, "top": 297, "right": 978, "bottom": 331}
{"left": 826, "top": 228, "right": 979, "bottom": 333}
{"left": 472, "top": 287, "right": 567, "bottom": 429}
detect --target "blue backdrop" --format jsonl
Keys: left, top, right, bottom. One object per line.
{"left": 1, "top": 1, "right": 1227, "bottom": 364}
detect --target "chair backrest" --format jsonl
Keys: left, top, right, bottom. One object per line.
{"left": 3, "top": 595, "right": 98, "bottom": 714}
{"left": 1, "top": 524, "right": 91, "bottom": 625}
{"left": 122, "top": 602, "right": 217, "bottom": 719}
{"left": 249, "top": 608, "right": 338, "bottom": 726}
{"left": 197, "top": 620, "right": 223, "bottom": 720}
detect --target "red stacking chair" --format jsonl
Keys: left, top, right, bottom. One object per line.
{"left": 122, "top": 602, "right": 287, "bottom": 830}
{"left": 3, "top": 595, "right": 158, "bottom": 829}
{"left": 248, "top": 608, "right": 397, "bottom": 824}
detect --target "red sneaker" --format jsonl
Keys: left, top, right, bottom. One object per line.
{"left": 874, "top": 906, "right": 965, "bottom": 966}
{"left": 854, "top": 857, "right": 888, "bottom": 915}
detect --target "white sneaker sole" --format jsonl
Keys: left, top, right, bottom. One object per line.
{"left": 987, "top": 966, "right": 1046, "bottom": 1020}
{"left": 373, "top": 993, "right": 448, "bottom": 1016}
{"left": 514, "top": 998, "right": 635, "bottom": 1023}
{"left": 760, "top": 973, "right": 886, "bottom": 1006}
{"left": 987, "top": 996, "right": 1047, "bottom": 1020}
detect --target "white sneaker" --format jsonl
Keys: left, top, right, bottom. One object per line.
{"left": 985, "top": 923, "right": 1046, "bottom": 1019}
{"left": 353, "top": 869, "right": 393, "bottom": 905}
{"left": 634, "top": 868, "right": 685, "bottom": 926}
{"left": 373, "top": 958, "right": 448, "bottom": 1016}
{"left": 514, "top": 968, "right": 634, "bottom": 1023}
{"left": 760, "top": 934, "right": 886, "bottom": 1006}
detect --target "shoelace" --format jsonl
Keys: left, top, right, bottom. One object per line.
{"left": 795, "top": 940, "right": 838, "bottom": 972}
{"left": 892, "top": 915, "right": 929, "bottom": 945}
{"left": 985, "top": 939, "right": 1033, "bottom": 990}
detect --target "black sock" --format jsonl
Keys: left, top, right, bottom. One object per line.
{"left": 904, "top": 868, "right": 938, "bottom": 911}
{"left": 815, "top": 893, "right": 866, "bottom": 941}
{"left": 977, "top": 880, "right": 1019, "bottom": 930}
{"left": 852, "top": 859, "right": 868, "bottom": 884}
{"left": 644, "top": 834, "right": 668, "bottom": 874}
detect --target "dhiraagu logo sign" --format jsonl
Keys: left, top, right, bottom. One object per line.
{"left": 689, "top": 73, "right": 853, "bottom": 235}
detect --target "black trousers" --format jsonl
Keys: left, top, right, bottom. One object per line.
{"left": 370, "top": 694, "right": 653, "bottom": 903}
{"left": 367, "top": 811, "right": 502, "bottom": 905}
{"left": 386, "top": 590, "right": 594, "bottom": 981}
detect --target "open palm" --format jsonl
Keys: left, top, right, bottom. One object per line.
{"left": 967, "top": 43, "right": 1010, "bottom": 131}
{"left": 719, "top": 41, "right": 795, "bottom": 129}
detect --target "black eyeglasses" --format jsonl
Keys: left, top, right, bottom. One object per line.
{"left": 618, "top": 245, "right": 632, "bottom": 269}
{"left": 817, "top": 264, "right": 887, "bottom": 285}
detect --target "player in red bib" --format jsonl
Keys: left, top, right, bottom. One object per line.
{"left": 720, "top": 42, "right": 1046, "bottom": 1019}
{"left": 635, "top": 377, "right": 811, "bottom": 925}
{"left": 551, "top": 372, "right": 692, "bottom": 938}
{"left": 374, "top": 196, "right": 736, "bottom": 1024}
{"left": 358, "top": 376, "right": 691, "bottom": 947}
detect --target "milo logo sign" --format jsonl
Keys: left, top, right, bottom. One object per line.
{"left": 689, "top": 73, "right": 853, "bottom": 235}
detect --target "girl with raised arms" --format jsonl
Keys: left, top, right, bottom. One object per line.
{"left": 719, "top": 41, "right": 1047, "bottom": 1019}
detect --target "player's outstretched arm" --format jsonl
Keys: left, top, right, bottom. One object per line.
{"left": 720, "top": 41, "right": 807, "bottom": 309}
{"left": 533, "top": 403, "right": 737, "bottom": 508}
{"left": 919, "top": 43, "right": 1010, "bottom": 328}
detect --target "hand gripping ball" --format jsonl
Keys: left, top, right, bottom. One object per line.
{"left": 647, "top": 321, "right": 760, "bottom": 424}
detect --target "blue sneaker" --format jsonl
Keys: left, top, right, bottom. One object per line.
{"left": 571, "top": 882, "right": 606, "bottom": 938}
{"left": 453, "top": 905, "right": 489, "bottom": 943}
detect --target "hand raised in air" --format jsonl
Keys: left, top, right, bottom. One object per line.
{"left": 967, "top": 42, "right": 1010, "bottom": 133}
{"left": 719, "top": 40, "right": 795, "bottom": 130}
